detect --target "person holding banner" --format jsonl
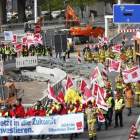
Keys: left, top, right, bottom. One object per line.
{"left": 86, "top": 101, "right": 98, "bottom": 140}
{"left": 114, "top": 94, "right": 124, "bottom": 128}
{"left": 24, "top": 105, "right": 39, "bottom": 139}
{"left": 68, "top": 104, "right": 78, "bottom": 140}
{"left": 9, "top": 104, "right": 22, "bottom": 140}
{"left": 123, "top": 85, "right": 134, "bottom": 116}
{"left": 0, "top": 106, "right": 9, "bottom": 140}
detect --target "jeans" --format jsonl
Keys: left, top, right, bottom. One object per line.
{"left": 107, "top": 108, "right": 113, "bottom": 124}
{"left": 56, "top": 53, "right": 61, "bottom": 58}
{"left": 98, "top": 114, "right": 108, "bottom": 130}
{"left": 115, "top": 112, "right": 123, "bottom": 126}
{"left": 127, "top": 108, "right": 131, "bottom": 115}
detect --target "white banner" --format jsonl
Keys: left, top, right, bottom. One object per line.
{"left": 0, "top": 113, "right": 84, "bottom": 136}
{"left": 4, "top": 31, "right": 14, "bottom": 40}
{"left": 122, "top": 66, "right": 140, "bottom": 83}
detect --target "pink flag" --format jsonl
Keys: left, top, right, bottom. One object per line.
{"left": 109, "top": 59, "right": 121, "bottom": 72}
{"left": 12, "top": 34, "right": 17, "bottom": 43}
{"left": 81, "top": 87, "right": 94, "bottom": 104}
{"left": 112, "top": 45, "right": 120, "bottom": 53}
{"left": 15, "top": 43, "right": 22, "bottom": 52}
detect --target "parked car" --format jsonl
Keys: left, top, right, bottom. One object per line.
{"left": 42, "top": 12, "right": 53, "bottom": 20}
{"left": 51, "top": 11, "right": 61, "bottom": 18}
{"left": 7, "top": 15, "right": 18, "bottom": 23}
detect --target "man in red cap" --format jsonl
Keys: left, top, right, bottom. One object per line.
{"left": 114, "top": 94, "right": 125, "bottom": 128}
{"left": 106, "top": 92, "right": 114, "bottom": 125}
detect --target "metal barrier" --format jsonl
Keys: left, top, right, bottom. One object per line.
{"left": 136, "top": 115, "right": 140, "bottom": 133}
{"left": 33, "top": 66, "right": 67, "bottom": 106}
{"left": 16, "top": 56, "right": 38, "bottom": 68}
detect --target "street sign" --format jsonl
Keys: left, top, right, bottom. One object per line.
{"left": 113, "top": 4, "right": 140, "bottom": 23}
{"left": 34, "top": 25, "right": 41, "bottom": 34}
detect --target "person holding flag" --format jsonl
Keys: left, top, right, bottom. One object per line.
{"left": 86, "top": 101, "right": 99, "bottom": 140}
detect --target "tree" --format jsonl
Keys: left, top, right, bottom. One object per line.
{"left": 38, "top": 0, "right": 65, "bottom": 20}
{"left": 69, "top": 0, "right": 97, "bottom": 18}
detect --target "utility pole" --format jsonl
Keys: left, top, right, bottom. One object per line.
{"left": 118, "top": 0, "right": 122, "bottom": 30}
{"left": 34, "top": 0, "right": 37, "bottom": 23}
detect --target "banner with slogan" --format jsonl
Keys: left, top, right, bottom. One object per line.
{"left": 0, "top": 113, "right": 84, "bottom": 136}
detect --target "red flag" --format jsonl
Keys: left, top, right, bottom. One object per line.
{"left": 26, "top": 39, "right": 34, "bottom": 44}
{"left": 103, "top": 36, "right": 110, "bottom": 43}
{"left": 56, "top": 90, "right": 66, "bottom": 108}
{"left": 65, "top": 76, "right": 75, "bottom": 90}
{"left": 80, "top": 78, "right": 90, "bottom": 92}
{"left": 15, "top": 43, "right": 22, "bottom": 52}
{"left": 12, "top": 34, "right": 17, "bottom": 43}
{"left": 109, "top": 59, "right": 121, "bottom": 72}
{"left": 93, "top": 84, "right": 106, "bottom": 99}
{"left": 131, "top": 31, "right": 137, "bottom": 40}
{"left": 81, "top": 87, "right": 94, "bottom": 104}
{"left": 48, "top": 84, "right": 59, "bottom": 104}
{"left": 33, "top": 38, "right": 42, "bottom": 44}
{"left": 96, "top": 88, "right": 108, "bottom": 111}
{"left": 21, "top": 37, "right": 27, "bottom": 44}
{"left": 91, "top": 67, "right": 102, "bottom": 83}
{"left": 34, "top": 34, "right": 40, "bottom": 39}
{"left": 112, "top": 45, "right": 120, "bottom": 53}
{"left": 98, "top": 108, "right": 105, "bottom": 122}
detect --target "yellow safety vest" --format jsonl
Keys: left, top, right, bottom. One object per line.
{"left": 115, "top": 99, "right": 123, "bottom": 110}
{"left": 100, "top": 109, "right": 107, "bottom": 114}
{"left": 68, "top": 108, "right": 76, "bottom": 113}
{"left": 5, "top": 48, "right": 10, "bottom": 55}
{"left": 0, "top": 112, "right": 8, "bottom": 116}
{"left": 46, "top": 109, "right": 53, "bottom": 116}
{"left": 62, "top": 52, "right": 66, "bottom": 56}
{"left": 106, "top": 97, "right": 113, "bottom": 108}
{"left": 67, "top": 43, "right": 70, "bottom": 50}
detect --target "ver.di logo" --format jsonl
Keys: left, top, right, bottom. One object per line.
{"left": 5, "top": 33, "right": 10, "bottom": 36}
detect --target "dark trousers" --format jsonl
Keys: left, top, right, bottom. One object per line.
{"left": 69, "top": 133, "right": 78, "bottom": 138}
{"left": 2, "top": 54, "right": 5, "bottom": 61}
{"left": 115, "top": 112, "right": 123, "bottom": 126}
{"left": 98, "top": 114, "right": 108, "bottom": 129}
{"left": 66, "top": 50, "right": 70, "bottom": 58}
{"left": 63, "top": 56, "right": 66, "bottom": 61}
{"left": 13, "top": 136, "right": 20, "bottom": 140}
{"left": 127, "top": 108, "right": 132, "bottom": 115}
{"left": 107, "top": 108, "right": 113, "bottom": 124}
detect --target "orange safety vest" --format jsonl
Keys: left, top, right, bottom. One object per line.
{"left": 125, "top": 90, "right": 132, "bottom": 98}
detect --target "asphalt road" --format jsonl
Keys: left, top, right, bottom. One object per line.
{"left": 2, "top": 23, "right": 140, "bottom": 140}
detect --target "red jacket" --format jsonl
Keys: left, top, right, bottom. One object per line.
{"left": 75, "top": 103, "right": 83, "bottom": 113}
{"left": 9, "top": 109, "right": 22, "bottom": 117}
{"left": 57, "top": 108, "right": 67, "bottom": 115}
{"left": 17, "top": 104, "right": 25, "bottom": 117}
{"left": 38, "top": 109, "right": 46, "bottom": 116}
{"left": 25, "top": 109, "right": 39, "bottom": 117}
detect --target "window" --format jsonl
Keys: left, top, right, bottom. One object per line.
{"left": 9, "top": 85, "right": 15, "bottom": 97}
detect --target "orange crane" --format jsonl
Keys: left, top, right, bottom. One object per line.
{"left": 66, "top": 5, "right": 105, "bottom": 45}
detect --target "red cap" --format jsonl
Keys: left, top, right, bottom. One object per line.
{"left": 117, "top": 94, "right": 121, "bottom": 97}
{"left": 107, "top": 83, "right": 111, "bottom": 87}
{"left": 106, "top": 92, "right": 110, "bottom": 96}
{"left": 76, "top": 99, "right": 79, "bottom": 102}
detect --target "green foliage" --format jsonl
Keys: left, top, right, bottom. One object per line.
{"left": 69, "top": 0, "right": 97, "bottom": 10}
{"left": 38, "top": 0, "right": 65, "bottom": 11}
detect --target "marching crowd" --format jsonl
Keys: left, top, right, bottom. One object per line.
{"left": 0, "top": 41, "right": 71, "bottom": 62}
{"left": 0, "top": 34, "right": 140, "bottom": 140}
